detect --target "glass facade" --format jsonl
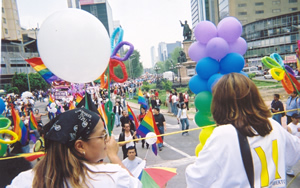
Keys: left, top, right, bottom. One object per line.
{"left": 242, "top": 12, "right": 300, "bottom": 62}
{"left": 219, "top": 0, "right": 229, "bottom": 20}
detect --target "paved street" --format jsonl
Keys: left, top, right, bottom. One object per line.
{"left": 34, "top": 100, "right": 300, "bottom": 187}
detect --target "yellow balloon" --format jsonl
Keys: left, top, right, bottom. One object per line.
{"left": 270, "top": 68, "right": 285, "bottom": 81}
{"left": 0, "top": 130, "right": 18, "bottom": 144}
{"left": 199, "top": 126, "right": 215, "bottom": 145}
{"left": 195, "top": 143, "right": 204, "bottom": 157}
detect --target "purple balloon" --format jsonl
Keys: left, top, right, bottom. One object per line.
{"left": 229, "top": 37, "right": 247, "bottom": 55}
{"left": 206, "top": 37, "right": 229, "bottom": 60}
{"left": 188, "top": 42, "right": 207, "bottom": 62}
{"left": 285, "top": 65, "right": 296, "bottom": 77}
{"left": 194, "top": 21, "right": 218, "bottom": 44}
{"left": 217, "top": 17, "right": 242, "bottom": 43}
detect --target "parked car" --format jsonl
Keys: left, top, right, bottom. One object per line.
{"left": 242, "top": 67, "right": 263, "bottom": 76}
{"left": 264, "top": 74, "right": 273, "bottom": 79}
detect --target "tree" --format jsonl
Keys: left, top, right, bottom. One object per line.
{"left": 7, "top": 87, "right": 19, "bottom": 94}
{"left": 11, "top": 72, "right": 28, "bottom": 94}
{"left": 121, "top": 50, "right": 144, "bottom": 79}
{"left": 29, "top": 73, "right": 49, "bottom": 90}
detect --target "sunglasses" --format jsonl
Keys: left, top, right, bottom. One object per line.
{"left": 87, "top": 133, "right": 108, "bottom": 141}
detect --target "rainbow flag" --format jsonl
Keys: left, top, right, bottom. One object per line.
{"left": 75, "top": 93, "right": 83, "bottom": 105}
{"left": 137, "top": 107, "right": 163, "bottom": 155}
{"left": 69, "top": 101, "right": 75, "bottom": 110}
{"left": 127, "top": 103, "right": 139, "bottom": 130}
{"left": 29, "top": 112, "right": 38, "bottom": 143}
{"left": 138, "top": 88, "right": 148, "bottom": 109}
{"left": 98, "top": 104, "right": 108, "bottom": 126}
{"left": 296, "top": 40, "right": 300, "bottom": 72}
{"left": 11, "top": 105, "right": 28, "bottom": 146}
{"left": 49, "top": 95, "right": 54, "bottom": 104}
{"left": 25, "top": 57, "right": 59, "bottom": 84}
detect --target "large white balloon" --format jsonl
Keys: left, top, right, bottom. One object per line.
{"left": 145, "top": 132, "right": 157, "bottom": 145}
{"left": 38, "top": 9, "right": 111, "bottom": 83}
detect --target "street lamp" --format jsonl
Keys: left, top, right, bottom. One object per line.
{"left": 154, "top": 64, "right": 160, "bottom": 85}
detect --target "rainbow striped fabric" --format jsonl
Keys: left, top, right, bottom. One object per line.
{"left": 49, "top": 95, "right": 54, "bottom": 104}
{"left": 11, "top": 105, "right": 28, "bottom": 145}
{"left": 25, "top": 57, "right": 59, "bottom": 84}
{"left": 137, "top": 108, "right": 163, "bottom": 155}
{"left": 98, "top": 104, "right": 108, "bottom": 127}
{"left": 138, "top": 88, "right": 148, "bottom": 109}
{"left": 29, "top": 112, "right": 38, "bottom": 143}
{"left": 127, "top": 103, "right": 139, "bottom": 130}
{"left": 75, "top": 93, "right": 83, "bottom": 105}
{"left": 69, "top": 101, "right": 75, "bottom": 110}
{"left": 297, "top": 40, "right": 300, "bottom": 71}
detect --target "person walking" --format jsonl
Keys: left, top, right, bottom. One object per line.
{"left": 166, "top": 90, "right": 171, "bottom": 113}
{"left": 270, "top": 94, "right": 284, "bottom": 125}
{"left": 118, "top": 123, "right": 138, "bottom": 159}
{"left": 186, "top": 73, "right": 300, "bottom": 188}
{"left": 177, "top": 103, "right": 189, "bottom": 136}
{"left": 171, "top": 92, "right": 178, "bottom": 116}
{"left": 153, "top": 107, "right": 166, "bottom": 151}
{"left": 286, "top": 91, "right": 300, "bottom": 125}
{"left": 184, "top": 91, "right": 189, "bottom": 110}
{"left": 113, "top": 102, "right": 122, "bottom": 127}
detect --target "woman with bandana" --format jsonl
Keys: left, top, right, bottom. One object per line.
{"left": 8, "top": 108, "right": 141, "bottom": 188}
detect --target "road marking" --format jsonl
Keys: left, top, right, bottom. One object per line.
{"left": 163, "top": 141, "right": 193, "bottom": 158}
{"left": 166, "top": 123, "right": 181, "bottom": 129}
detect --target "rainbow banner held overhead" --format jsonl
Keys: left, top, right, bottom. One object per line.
{"left": 29, "top": 112, "right": 38, "bottom": 143}
{"left": 75, "top": 93, "right": 83, "bottom": 105}
{"left": 127, "top": 103, "right": 139, "bottom": 130}
{"left": 137, "top": 107, "right": 163, "bottom": 155}
{"left": 138, "top": 88, "right": 148, "bottom": 109}
{"left": 11, "top": 105, "right": 28, "bottom": 146}
{"left": 25, "top": 57, "right": 59, "bottom": 84}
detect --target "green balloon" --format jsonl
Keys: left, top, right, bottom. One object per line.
{"left": 194, "top": 91, "right": 212, "bottom": 114}
{"left": 0, "top": 142, "right": 7, "bottom": 157}
{"left": 194, "top": 111, "right": 215, "bottom": 127}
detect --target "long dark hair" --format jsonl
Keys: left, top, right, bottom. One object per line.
{"left": 211, "top": 73, "right": 272, "bottom": 137}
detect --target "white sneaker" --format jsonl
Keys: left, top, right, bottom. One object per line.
{"left": 286, "top": 170, "right": 295, "bottom": 177}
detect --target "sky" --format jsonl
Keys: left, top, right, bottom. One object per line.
{"left": 16, "top": 0, "right": 192, "bottom": 68}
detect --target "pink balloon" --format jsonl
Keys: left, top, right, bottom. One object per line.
{"left": 217, "top": 17, "right": 242, "bottom": 43}
{"left": 188, "top": 42, "right": 207, "bottom": 62}
{"left": 228, "top": 37, "right": 247, "bottom": 55}
{"left": 206, "top": 37, "right": 229, "bottom": 60}
{"left": 194, "top": 21, "right": 218, "bottom": 44}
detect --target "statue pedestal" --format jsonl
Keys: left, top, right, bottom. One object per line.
{"left": 179, "top": 41, "right": 196, "bottom": 84}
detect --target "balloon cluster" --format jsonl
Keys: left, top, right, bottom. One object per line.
{"left": 188, "top": 17, "right": 248, "bottom": 156}
{"left": 262, "top": 53, "right": 300, "bottom": 94}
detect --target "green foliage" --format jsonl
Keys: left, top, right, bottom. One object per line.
{"left": 7, "top": 87, "right": 19, "bottom": 94}
{"left": 161, "top": 79, "right": 173, "bottom": 91}
{"left": 123, "top": 50, "right": 144, "bottom": 79}
{"left": 142, "top": 81, "right": 150, "bottom": 91}
{"left": 248, "top": 73, "right": 256, "bottom": 80}
{"left": 11, "top": 72, "right": 49, "bottom": 94}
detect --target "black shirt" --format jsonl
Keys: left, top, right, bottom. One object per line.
{"left": 271, "top": 100, "right": 284, "bottom": 111}
{"left": 154, "top": 113, "right": 165, "bottom": 127}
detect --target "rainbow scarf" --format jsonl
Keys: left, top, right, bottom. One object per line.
{"left": 29, "top": 112, "right": 38, "bottom": 143}
{"left": 11, "top": 105, "right": 28, "bottom": 146}
{"left": 137, "top": 108, "right": 163, "bottom": 155}
{"left": 25, "top": 57, "right": 59, "bottom": 84}
{"left": 127, "top": 103, "right": 139, "bottom": 130}
{"left": 138, "top": 88, "right": 148, "bottom": 109}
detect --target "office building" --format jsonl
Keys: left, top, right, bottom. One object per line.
{"left": 150, "top": 46, "right": 156, "bottom": 68}
{"left": 68, "top": 0, "right": 81, "bottom": 8}
{"left": 218, "top": 0, "right": 300, "bottom": 25}
{"left": 166, "top": 41, "right": 182, "bottom": 58}
{"left": 158, "top": 42, "right": 168, "bottom": 62}
{"left": 242, "top": 11, "right": 300, "bottom": 66}
{"left": 80, "top": 0, "right": 114, "bottom": 36}
{"left": 190, "top": 0, "right": 219, "bottom": 30}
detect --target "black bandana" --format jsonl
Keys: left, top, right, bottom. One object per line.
{"left": 45, "top": 108, "right": 100, "bottom": 147}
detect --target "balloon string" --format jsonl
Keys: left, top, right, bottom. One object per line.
{"left": 144, "top": 147, "right": 150, "bottom": 159}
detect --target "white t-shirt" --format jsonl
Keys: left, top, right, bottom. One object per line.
{"left": 125, "top": 134, "right": 134, "bottom": 148}
{"left": 8, "top": 163, "right": 141, "bottom": 188}
{"left": 122, "top": 157, "right": 143, "bottom": 173}
{"left": 172, "top": 95, "right": 177, "bottom": 103}
{"left": 177, "top": 109, "right": 188, "bottom": 119}
{"left": 186, "top": 118, "right": 300, "bottom": 188}
{"left": 287, "top": 122, "right": 300, "bottom": 137}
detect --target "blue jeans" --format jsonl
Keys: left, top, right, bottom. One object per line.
{"left": 172, "top": 102, "right": 178, "bottom": 116}
{"left": 115, "top": 113, "right": 120, "bottom": 127}
{"left": 129, "top": 92, "right": 133, "bottom": 99}
{"left": 158, "top": 126, "right": 164, "bottom": 148}
{"left": 272, "top": 113, "right": 282, "bottom": 125}
{"left": 180, "top": 118, "right": 190, "bottom": 134}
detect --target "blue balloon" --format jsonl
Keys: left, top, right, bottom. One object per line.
{"left": 239, "top": 71, "right": 249, "bottom": 77}
{"left": 220, "top": 53, "right": 245, "bottom": 74}
{"left": 196, "top": 57, "right": 220, "bottom": 80}
{"left": 207, "top": 73, "right": 223, "bottom": 93}
{"left": 0, "top": 98, "right": 5, "bottom": 114}
{"left": 189, "top": 75, "right": 209, "bottom": 94}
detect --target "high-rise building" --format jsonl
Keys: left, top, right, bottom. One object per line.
{"left": 190, "top": 0, "right": 219, "bottom": 30}
{"left": 158, "top": 42, "right": 168, "bottom": 62}
{"left": 80, "top": 0, "right": 114, "bottom": 36}
{"left": 2, "top": 0, "right": 22, "bottom": 41}
{"left": 150, "top": 46, "right": 156, "bottom": 68}
{"left": 166, "top": 41, "right": 182, "bottom": 58}
{"left": 218, "top": 0, "right": 300, "bottom": 25}
{"left": 68, "top": 0, "right": 81, "bottom": 8}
